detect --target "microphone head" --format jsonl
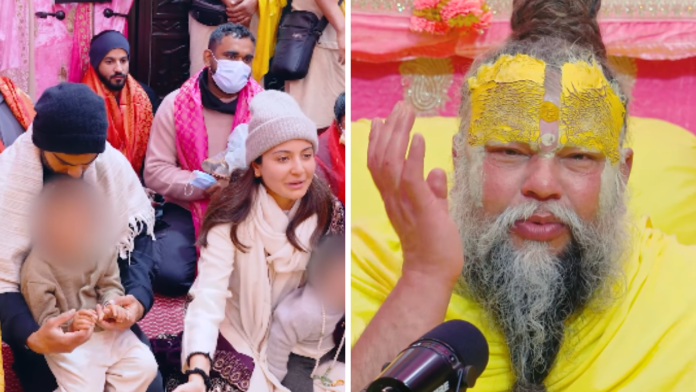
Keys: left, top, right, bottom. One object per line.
{"left": 419, "top": 319, "right": 489, "bottom": 374}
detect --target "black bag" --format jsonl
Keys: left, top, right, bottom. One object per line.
{"left": 269, "top": 0, "right": 343, "bottom": 81}
{"left": 189, "top": 0, "right": 227, "bottom": 27}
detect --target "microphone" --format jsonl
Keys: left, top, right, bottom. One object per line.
{"left": 367, "top": 320, "right": 489, "bottom": 392}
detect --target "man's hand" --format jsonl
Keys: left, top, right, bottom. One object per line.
{"left": 173, "top": 375, "right": 207, "bottom": 392}
{"left": 367, "top": 101, "right": 464, "bottom": 285}
{"left": 26, "top": 310, "right": 92, "bottom": 354}
{"left": 204, "top": 179, "right": 229, "bottom": 199}
{"left": 337, "top": 29, "right": 345, "bottom": 65}
{"left": 96, "top": 295, "right": 143, "bottom": 331}
{"left": 69, "top": 309, "right": 97, "bottom": 332}
{"left": 226, "top": 0, "right": 257, "bottom": 27}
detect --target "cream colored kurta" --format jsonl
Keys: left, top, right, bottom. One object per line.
{"left": 143, "top": 88, "right": 234, "bottom": 210}
{"left": 285, "top": 0, "right": 344, "bottom": 129}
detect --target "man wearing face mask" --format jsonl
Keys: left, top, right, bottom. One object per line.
{"left": 144, "top": 23, "right": 263, "bottom": 296}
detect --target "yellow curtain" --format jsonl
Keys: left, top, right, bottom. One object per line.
{"left": 252, "top": 0, "right": 286, "bottom": 82}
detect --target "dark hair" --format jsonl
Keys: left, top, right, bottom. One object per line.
{"left": 198, "top": 157, "right": 334, "bottom": 253}
{"left": 333, "top": 92, "right": 345, "bottom": 123}
{"left": 306, "top": 234, "right": 345, "bottom": 285}
{"left": 510, "top": 0, "right": 605, "bottom": 60}
{"left": 208, "top": 23, "right": 256, "bottom": 51}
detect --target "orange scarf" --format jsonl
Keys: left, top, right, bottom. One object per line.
{"left": 82, "top": 67, "right": 153, "bottom": 175}
{"left": 0, "top": 77, "right": 35, "bottom": 154}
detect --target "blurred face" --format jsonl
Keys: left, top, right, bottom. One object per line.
{"left": 97, "top": 48, "right": 129, "bottom": 91}
{"left": 252, "top": 140, "right": 316, "bottom": 210}
{"left": 316, "top": 256, "right": 346, "bottom": 310}
{"left": 42, "top": 151, "right": 99, "bottom": 179}
{"left": 32, "top": 182, "right": 104, "bottom": 265}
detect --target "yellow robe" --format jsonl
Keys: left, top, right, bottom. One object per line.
{"left": 351, "top": 116, "right": 696, "bottom": 391}
{"left": 352, "top": 216, "right": 696, "bottom": 391}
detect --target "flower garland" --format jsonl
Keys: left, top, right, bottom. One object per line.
{"left": 411, "top": 0, "right": 492, "bottom": 35}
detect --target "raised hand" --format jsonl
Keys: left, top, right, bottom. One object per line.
{"left": 367, "top": 102, "right": 464, "bottom": 285}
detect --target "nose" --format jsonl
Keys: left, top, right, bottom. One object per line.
{"left": 290, "top": 157, "right": 303, "bottom": 175}
{"left": 520, "top": 155, "right": 562, "bottom": 202}
{"left": 67, "top": 166, "right": 84, "bottom": 179}
{"left": 114, "top": 62, "right": 123, "bottom": 73}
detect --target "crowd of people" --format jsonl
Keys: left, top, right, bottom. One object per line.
{"left": 0, "top": 8, "right": 346, "bottom": 391}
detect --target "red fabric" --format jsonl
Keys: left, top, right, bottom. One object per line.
{"left": 0, "top": 76, "right": 35, "bottom": 154}
{"left": 317, "top": 123, "right": 345, "bottom": 203}
{"left": 82, "top": 67, "right": 153, "bottom": 174}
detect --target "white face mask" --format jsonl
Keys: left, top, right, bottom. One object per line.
{"left": 211, "top": 54, "right": 251, "bottom": 94}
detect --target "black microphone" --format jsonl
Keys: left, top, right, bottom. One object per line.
{"left": 367, "top": 320, "right": 489, "bottom": 392}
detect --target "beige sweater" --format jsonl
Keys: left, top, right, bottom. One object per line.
{"left": 144, "top": 88, "right": 235, "bottom": 210}
{"left": 20, "top": 249, "right": 124, "bottom": 327}
{"left": 267, "top": 285, "right": 343, "bottom": 381}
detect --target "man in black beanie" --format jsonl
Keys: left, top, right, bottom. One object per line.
{"left": 0, "top": 82, "right": 164, "bottom": 392}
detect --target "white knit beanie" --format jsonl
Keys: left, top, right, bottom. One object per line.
{"left": 245, "top": 90, "right": 318, "bottom": 166}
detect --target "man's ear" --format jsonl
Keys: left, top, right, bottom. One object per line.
{"left": 620, "top": 148, "right": 633, "bottom": 181}
{"left": 203, "top": 49, "right": 213, "bottom": 70}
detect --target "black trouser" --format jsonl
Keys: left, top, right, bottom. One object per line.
{"left": 9, "top": 324, "right": 164, "bottom": 392}
{"left": 152, "top": 203, "right": 197, "bottom": 297}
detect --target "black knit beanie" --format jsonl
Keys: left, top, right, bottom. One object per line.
{"left": 32, "top": 83, "right": 108, "bottom": 154}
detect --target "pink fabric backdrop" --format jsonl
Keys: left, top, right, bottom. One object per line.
{"left": 351, "top": 56, "right": 696, "bottom": 136}
{"left": 0, "top": 0, "right": 132, "bottom": 100}
{"left": 352, "top": 13, "right": 696, "bottom": 62}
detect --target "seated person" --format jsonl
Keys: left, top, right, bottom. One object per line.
{"left": 0, "top": 83, "right": 163, "bottom": 392}
{"left": 144, "top": 22, "right": 263, "bottom": 297}
{"left": 316, "top": 92, "right": 345, "bottom": 204}
{"left": 0, "top": 76, "right": 34, "bottom": 153}
{"left": 82, "top": 30, "right": 160, "bottom": 177}
{"left": 352, "top": 1, "right": 696, "bottom": 391}
{"left": 268, "top": 235, "right": 346, "bottom": 392}
{"left": 21, "top": 178, "right": 157, "bottom": 392}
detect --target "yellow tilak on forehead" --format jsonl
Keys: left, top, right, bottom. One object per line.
{"left": 467, "top": 54, "right": 625, "bottom": 164}
{"left": 467, "top": 54, "right": 545, "bottom": 147}
{"left": 560, "top": 61, "right": 625, "bottom": 164}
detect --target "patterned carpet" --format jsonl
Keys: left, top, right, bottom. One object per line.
{"left": 2, "top": 294, "right": 186, "bottom": 392}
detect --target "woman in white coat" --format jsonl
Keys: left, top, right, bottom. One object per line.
{"left": 174, "top": 90, "right": 344, "bottom": 392}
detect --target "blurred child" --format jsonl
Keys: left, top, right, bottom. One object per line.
{"left": 268, "top": 235, "right": 346, "bottom": 392}
{"left": 20, "top": 177, "right": 157, "bottom": 392}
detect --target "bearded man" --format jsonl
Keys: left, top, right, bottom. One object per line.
{"left": 351, "top": 1, "right": 696, "bottom": 391}
{"left": 82, "top": 30, "right": 160, "bottom": 176}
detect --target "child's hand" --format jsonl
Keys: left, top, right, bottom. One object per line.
{"left": 98, "top": 302, "right": 130, "bottom": 324}
{"left": 69, "top": 309, "right": 97, "bottom": 332}
{"left": 105, "top": 302, "right": 129, "bottom": 323}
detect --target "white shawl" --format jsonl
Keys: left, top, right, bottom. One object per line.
{"left": 0, "top": 129, "right": 155, "bottom": 293}
{"left": 184, "top": 185, "right": 317, "bottom": 392}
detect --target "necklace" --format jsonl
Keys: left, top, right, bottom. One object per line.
{"left": 310, "top": 303, "right": 346, "bottom": 388}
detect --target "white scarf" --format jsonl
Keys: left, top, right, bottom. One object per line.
{"left": 238, "top": 185, "right": 317, "bottom": 389}
{"left": 0, "top": 129, "right": 155, "bottom": 293}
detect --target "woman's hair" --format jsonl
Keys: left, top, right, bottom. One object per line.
{"left": 306, "top": 234, "right": 345, "bottom": 285}
{"left": 197, "top": 156, "right": 334, "bottom": 253}
{"left": 459, "top": 0, "right": 629, "bottom": 146}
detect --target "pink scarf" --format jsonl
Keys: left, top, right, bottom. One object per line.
{"left": 173, "top": 69, "right": 263, "bottom": 239}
